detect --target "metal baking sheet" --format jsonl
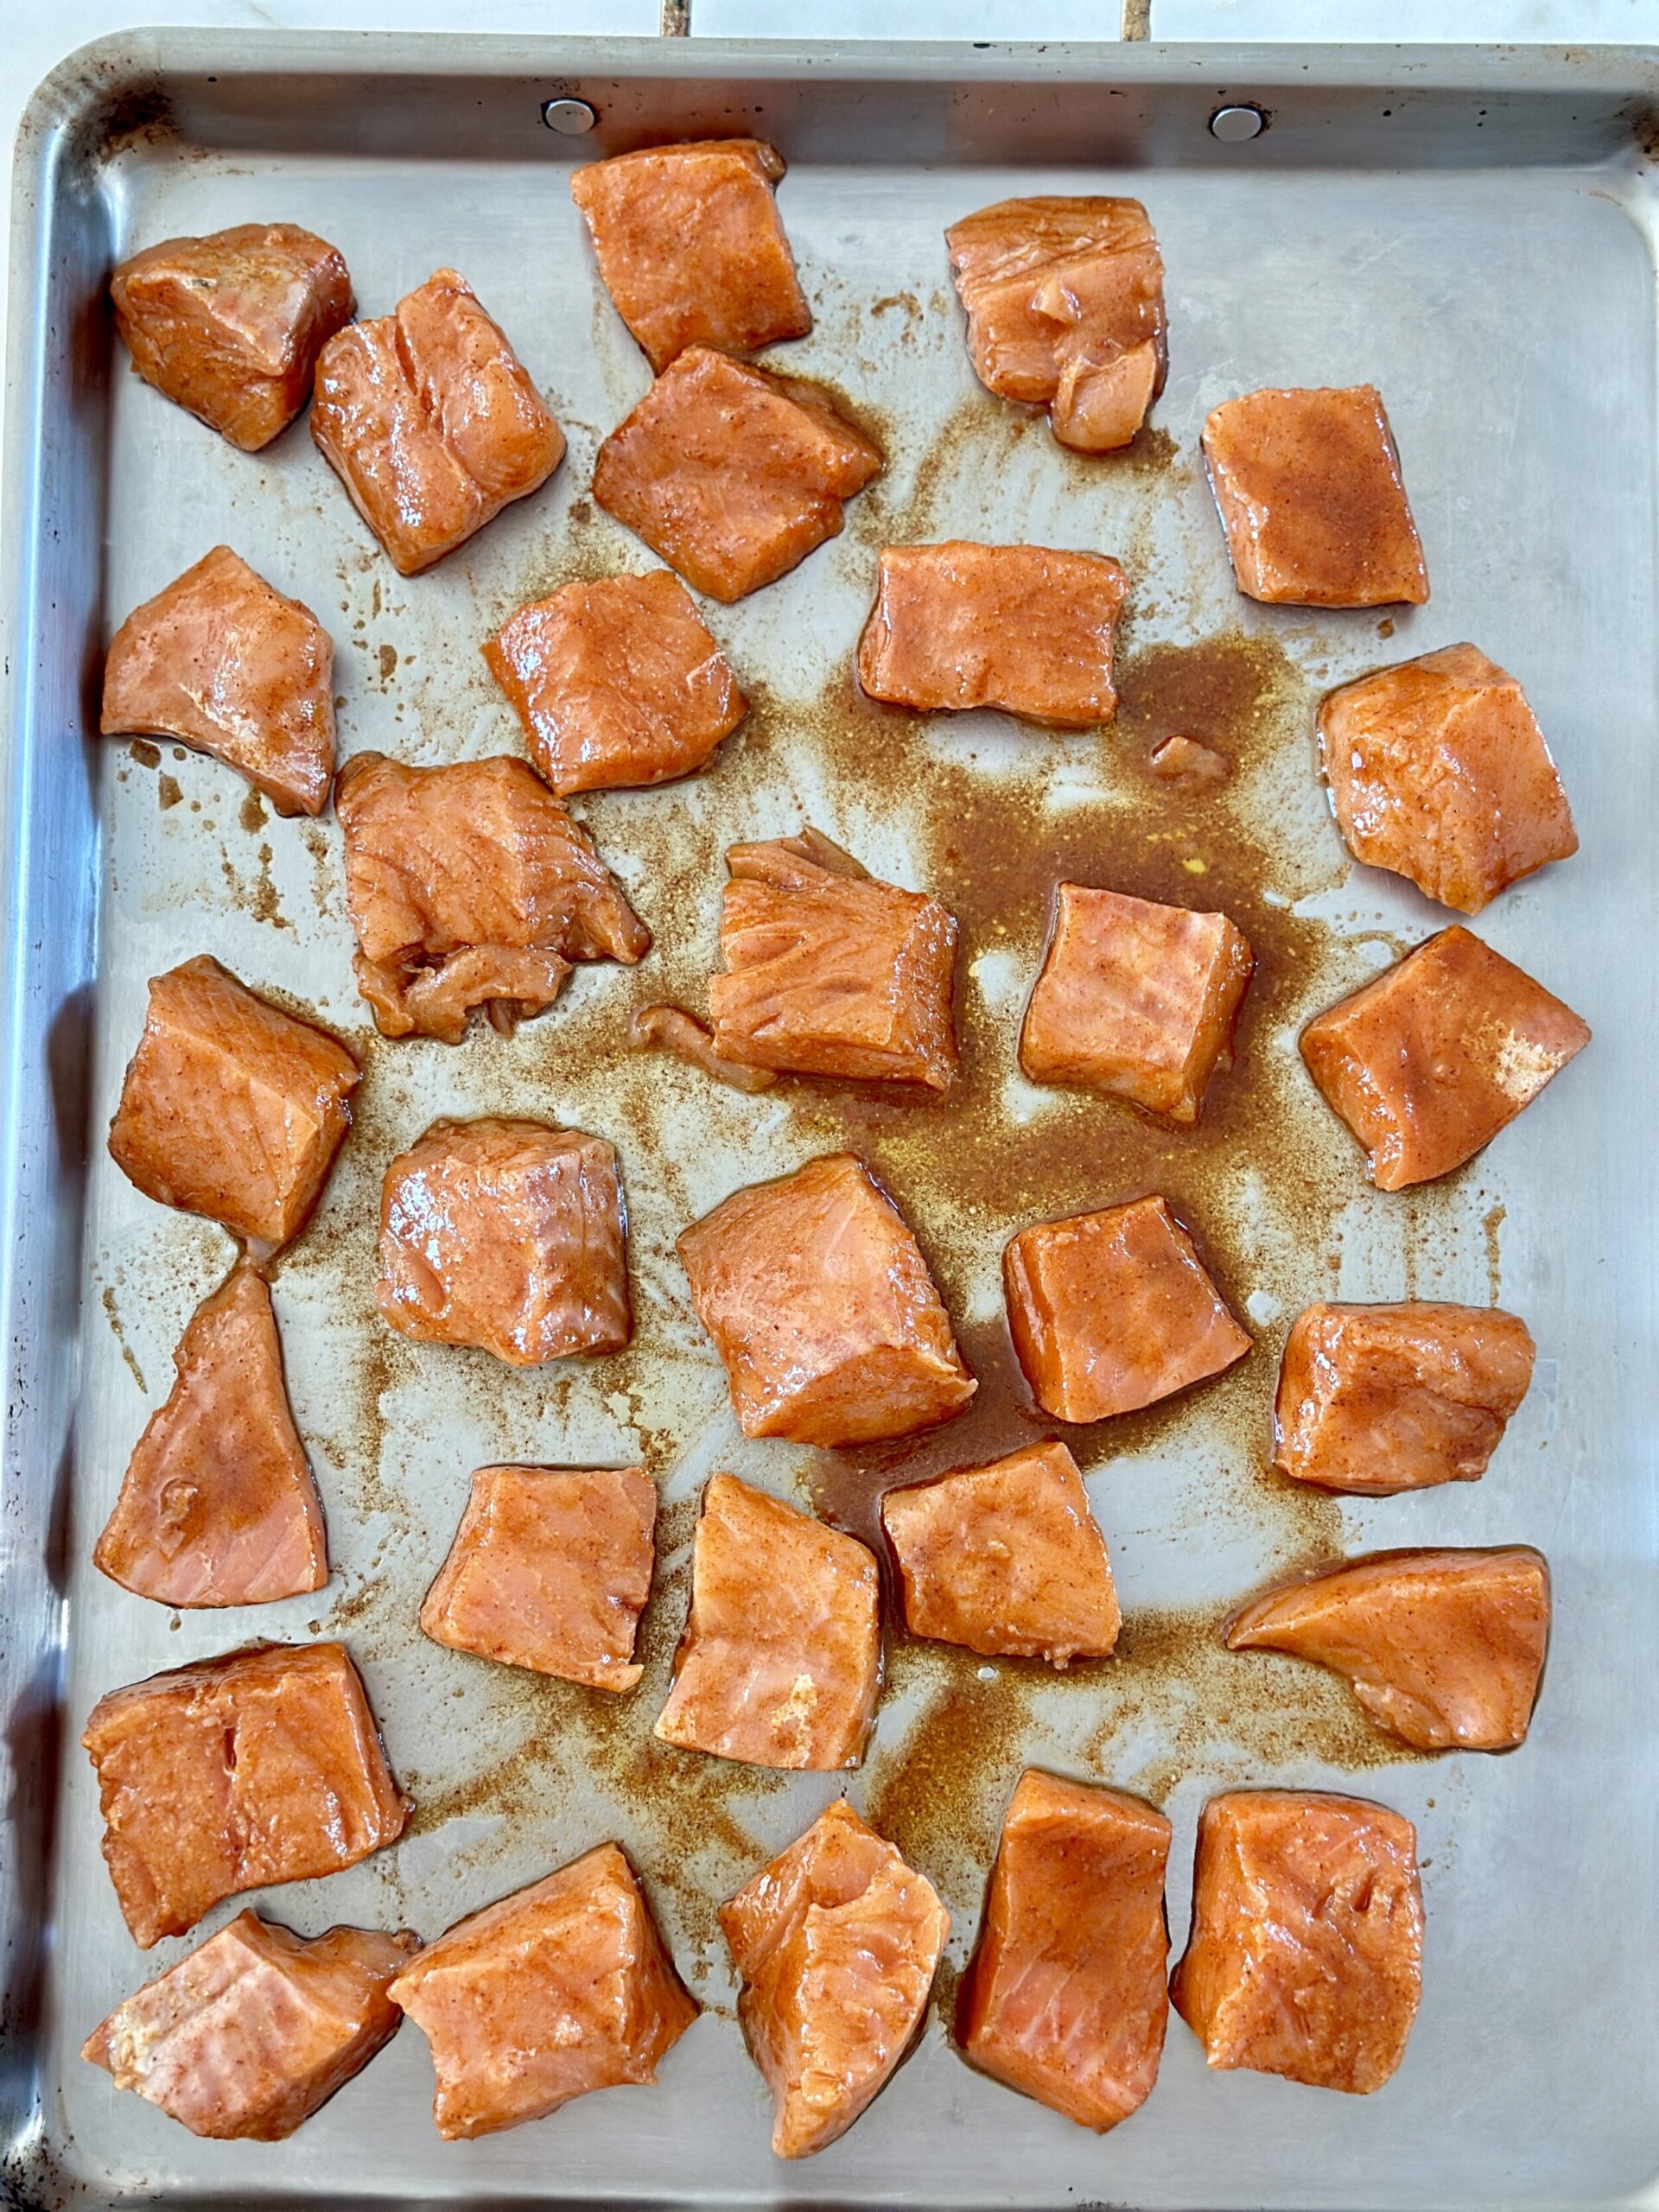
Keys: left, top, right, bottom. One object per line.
{"left": 3, "top": 33, "right": 1657, "bottom": 2210}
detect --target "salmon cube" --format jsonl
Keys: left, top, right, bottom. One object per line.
{"left": 677, "top": 1154, "right": 976, "bottom": 1446}
{"left": 101, "top": 547, "right": 334, "bottom": 817}
{"left": 94, "top": 1264, "right": 327, "bottom": 1608}
{"left": 708, "top": 826, "right": 959, "bottom": 1091}
{"left": 1274, "top": 1300, "right": 1536, "bottom": 1494}
{"left": 1227, "top": 1546, "right": 1550, "bottom": 1751}
{"left": 82, "top": 1642, "right": 410, "bottom": 1948}
{"left": 421, "top": 1465, "right": 655, "bottom": 1692}
{"left": 108, "top": 956, "right": 358, "bottom": 1255}
{"left": 1319, "top": 644, "right": 1578, "bottom": 915}
{"left": 83, "top": 1911, "right": 417, "bottom": 2140}
{"left": 1171, "top": 1790, "right": 1423, "bottom": 2094}
{"left": 720, "top": 1800, "right": 948, "bottom": 2158}
{"left": 378, "top": 1118, "right": 630, "bottom": 1367}
{"left": 856, "top": 543, "right": 1127, "bottom": 728}
{"left": 111, "top": 222, "right": 353, "bottom": 451}
{"left": 945, "top": 197, "right": 1166, "bottom": 452}
{"left": 881, "top": 1440, "right": 1120, "bottom": 1668}
{"left": 388, "top": 1843, "right": 697, "bottom": 2139}
{"left": 1020, "top": 884, "right": 1253, "bottom": 1124}
{"left": 960, "top": 1771, "right": 1170, "bottom": 2132}
{"left": 1300, "top": 926, "right": 1590, "bottom": 1190}
{"left": 593, "top": 346, "right": 881, "bottom": 602}
{"left": 629, "top": 1002, "right": 778, "bottom": 1093}
{"left": 654, "top": 1473, "right": 880, "bottom": 1770}
{"left": 483, "top": 570, "right": 747, "bottom": 797}
{"left": 1202, "top": 385, "right": 1428, "bottom": 608}
{"left": 334, "top": 752, "right": 648, "bottom": 1043}
{"left": 311, "top": 270, "right": 564, "bottom": 575}
{"left": 570, "top": 138, "right": 811, "bottom": 373}
{"left": 1005, "top": 1195, "right": 1249, "bottom": 1423}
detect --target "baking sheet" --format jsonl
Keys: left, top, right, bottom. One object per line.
{"left": 3, "top": 35, "right": 1658, "bottom": 2210}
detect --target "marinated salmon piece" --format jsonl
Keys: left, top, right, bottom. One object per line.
{"left": 84, "top": 1910, "right": 417, "bottom": 2139}
{"left": 946, "top": 197, "right": 1166, "bottom": 452}
{"left": 483, "top": 570, "right": 747, "bottom": 796}
{"left": 1274, "top": 1300, "right": 1536, "bottom": 1494}
{"left": 378, "top": 1118, "right": 630, "bottom": 1366}
{"left": 111, "top": 223, "right": 353, "bottom": 451}
{"left": 677, "top": 1154, "right": 976, "bottom": 1446}
{"left": 629, "top": 1002, "right": 778, "bottom": 1093}
{"left": 1319, "top": 644, "right": 1578, "bottom": 915}
{"left": 388, "top": 1844, "right": 697, "bottom": 2139}
{"left": 1171, "top": 1790, "right": 1423, "bottom": 2094}
{"left": 959, "top": 1771, "right": 1170, "bottom": 2132}
{"left": 1020, "top": 884, "right": 1253, "bottom": 1124}
{"left": 571, "top": 138, "right": 811, "bottom": 372}
{"left": 108, "top": 956, "right": 358, "bottom": 1254}
{"left": 708, "top": 826, "right": 959, "bottom": 1090}
{"left": 335, "top": 752, "right": 647, "bottom": 1042}
{"left": 421, "top": 1465, "right": 655, "bottom": 1691}
{"left": 1149, "top": 734, "right": 1230, "bottom": 785}
{"left": 93, "top": 1265, "right": 327, "bottom": 1608}
{"left": 1227, "top": 1547, "right": 1550, "bottom": 1751}
{"left": 83, "top": 1642, "right": 410, "bottom": 1948}
{"left": 856, "top": 543, "right": 1127, "bottom": 728}
{"left": 311, "top": 270, "right": 564, "bottom": 574}
{"left": 101, "top": 547, "right": 334, "bottom": 817}
{"left": 1301, "top": 926, "right": 1590, "bottom": 1189}
{"left": 654, "top": 1473, "right": 880, "bottom": 1770}
{"left": 721, "top": 1800, "right": 948, "bottom": 2158}
{"left": 882, "top": 1441, "right": 1119, "bottom": 1668}
{"left": 1005, "top": 1195, "right": 1249, "bottom": 1424}
{"left": 593, "top": 346, "right": 881, "bottom": 601}
{"left": 1203, "top": 385, "right": 1428, "bottom": 607}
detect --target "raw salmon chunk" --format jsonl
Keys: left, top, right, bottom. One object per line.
{"left": 421, "top": 1465, "right": 655, "bottom": 1691}
{"left": 1202, "top": 385, "right": 1428, "bottom": 607}
{"left": 946, "top": 197, "right": 1166, "bottom": 452}
{"left": 82, "top": 1642, "right": 410, "bottom": 1948}
{"left": 378, "top": 1118, "right": 630, "bottom": 1366}
{"left": 720, "top": 1800, "right": 948, "bottom": 2158}
{"left": 1319, "top": 644, "right": 1578, "bottom": 915}
{"left": 857, "top": 543, "right": 1127, "bottom": 728}
{"left": 1171, "top": 1790, "right": 1423, "bottom": 2094}
{"left": 708, "top": 826, "right": 959, "bottom": 1090}
{"left": 630, "top": 1002, "right": 778, "bottom": 1092}
{"left": 101, "top": 547, "right": 334, "bottom": 817}
{"left": 677, "top": 1154, "right": 976, "bottom": 1446}
{"left": 593, "top": 346, "right": 881, "bottom": 601}
{"left": 483, "top": 570, "right": 747, "bottom": 796}
{"left": 108, "top": 956, "right": 358, "bottom": 1253}
{"left": 94, "top": 1264, "right": 327, "bottom": 1608}
{"left": 335, "top": 751, "right": 648, "bottom": 1042}
{"left": 571, "top": 138, "right": 811, "bottom": 372}
{"left": 1274, "top": 1300, "right": 1535, "bottom": 1494}
{"left": 1227, "top": 1547, "right": 1550, "bottom": 1751}
{"left": 959, "top": 1771, "right": 1170, "bottom": 2131}
{"left": 388, "top": 1844, "right": 697, "bottom": 2139}
{"left": 1300, "top": 926, "right": 1590, "bottom": 1189}
{"left": 1005, "top": 1195, "right": 1249, "bottom": 1423}
{"left": 311, "top": 270, "right": 564, "bottom": 574}
{"left": 84, "top": 1911, "right": 417, "bottom": 2139}
{"left": 1020, "top": 884, "right": 1253, "bottom": 1124}
{"left": 111, "top": 222, "right": 353, "bottom": 450}
{"left": 654, "top": 1473, "right": 880, "bottom": 1770}
{"left": 882, "top": 1440, "right": 1120, "bottom": 1668}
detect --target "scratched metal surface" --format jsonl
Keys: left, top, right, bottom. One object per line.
{"left": 3, "top": 35, "right": 1657, "bottom": 2211}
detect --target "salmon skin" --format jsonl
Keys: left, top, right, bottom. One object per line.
{"left": 720, "top": 1800, "right": 948, "bottom": 2158}
{"left": 101, "top": 546, "right": 334, "bottom": 817}
{"left": 82, "top": 1642, "right": 410, "bottom": 1947}
{"left": 84, "top": 1910, "right": 417, "bottom": 2140}
{"left": 93, "top": 1263, "right": 327, "bottom": 1608}
{"left": 111, "top": 222, "right": 353, "bottom": 450}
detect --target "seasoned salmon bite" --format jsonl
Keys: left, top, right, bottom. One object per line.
{"left": 677, "top": 1154, "right": 975, "bottom": 1446}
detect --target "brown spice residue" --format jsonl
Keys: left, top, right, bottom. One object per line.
{"left": 156, "top": 773, "right": 182, "bottom": 810}
{"left": 129, "top": 738, "right": 161, "bottom": 770}
{"left": 1484, "top": 1202, "right": 1507, "bottom": 1301}
{"left": 100, "top": 1285, "right": 147, "bottom": 1395}
{"left": 238, "top": 789, "right": 266, "bottom": 834}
